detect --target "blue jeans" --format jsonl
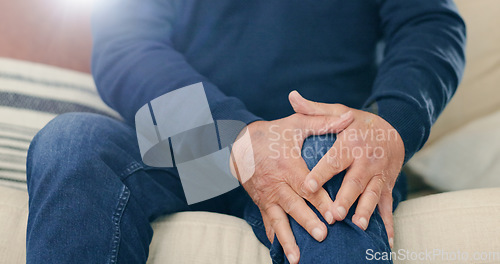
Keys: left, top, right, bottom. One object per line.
{"left": 26, "top": 113, "right": 406, "bottom": 263}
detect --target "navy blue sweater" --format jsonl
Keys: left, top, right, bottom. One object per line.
{"left": 91, "top": 0, "right": 466, "bottom": 162}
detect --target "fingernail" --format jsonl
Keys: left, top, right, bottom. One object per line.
{"left": 389, "top": 237, "right": 394, "bottom": 248}
{"left": 340, "top": 111, "right": 352, "bottom": 119}
{"left": 336, "top": 206, "right": 347, "bottom": 219}
{"left": 312, "top": 227, "right": 325, "bottom": 242}
{"left": 359, "top": 217, "right": 368, "bottom": 230}
{"left": 325, "top": 211, "right": 334, "bottom": 225}
{"left": 288, "top": 253, "right": 298, "bottom": 264}
{"left": 308, "top": 179, "right": 318, "bottom": 192}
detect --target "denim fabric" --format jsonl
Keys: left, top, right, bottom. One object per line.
{"left": 26, "top": 113, "right": 406, "bottom": 263}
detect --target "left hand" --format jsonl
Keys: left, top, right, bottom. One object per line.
{"left": 289, "top": 91, "right": 405, "bottom": 248}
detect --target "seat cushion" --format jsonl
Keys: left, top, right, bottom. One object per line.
{"left": 392, "top": 188, "right": 500, "bottom": 264}
{"left": 0, "top": 187, "right": 28, "bottom": 263}
{"left": 148, "top": 212, "right": 271, "bottom": 264}
{"left": 2, "top": 186, "right": 500, "bottom": 264}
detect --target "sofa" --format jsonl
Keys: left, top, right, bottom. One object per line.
{"left": 0, "top": 0, "right": 499, "bottom": 263}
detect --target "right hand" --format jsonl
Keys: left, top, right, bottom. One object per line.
{"left": 230, "top": 106, "right": 353, "bottom": 264}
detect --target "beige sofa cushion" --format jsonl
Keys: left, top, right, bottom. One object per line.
{"left": 0, "top": 187, "right": 27, "bottom": 263}
{"left": 148, "top": 212, "right": 271, "bottom": 264}
{"left": 2, "top": 186, "right": 500, "bottom": 264}
{"left": 393, "top": 188, "right": 500, "bottom": 264}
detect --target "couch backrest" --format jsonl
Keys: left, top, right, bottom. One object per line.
{"left": 425, "top": 0, "right": 500, "bottom": 146}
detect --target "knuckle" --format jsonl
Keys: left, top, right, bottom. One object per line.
{"left": 350, "top": 138, "right": 365, "bottom": 149}
{"left": 298, "top": 183, "right": 311, "bottom": 198}
{"left": 269, "top": 181, "right": 287, "bottom": 197}
{"left": 281, "top": 240, "right": 295, "bottom": 249}
{"left": 259, "top": 187, "right": 282, "bottom": 210}
{"left": 333, "top": 103, "right": 349, "bottom": 112}
{"left": 372, "top": 174, "right": 385, "bottom": 189}
{"left": 266, "top": 229, "right": 274, "bottom": 240}
{"left": 347, "top": 176, "right": 365, "bottom": 193}
{"left": 384, "top": 216, "right": 394, "bottom": 227}
{"left": 289, "top": 113, "right": 301, "bottom": 122}
{"left": 381, "top": 190, "right": 393, "bottom": 201}
{"left": 310, "top": 193, "right": 327, "bottom": 211}
{"left": 252, "top": 172, "right": 275, "bottom": 191}
{"left": 279, "top": 190, "right": 297, "bottom": 214}
{"left": 322, "top": 116, "right": 331, "bottom": 127}
{"left": 325, "top": 155, "right": 341, "bottom": 172}
{"left": 379, "top": 197, "right": 393, "bottom": 213}
{"left": 355, "top": 210, "right": 370, "bottom": 220}
{"left": 270, "top": 217, "right": 283, "bottom": 229}
{"left": 306, "top": 116, "right": 319, "bottom": 128}
{"left": 364, "top": 187, "right": 381, "bottom": 201}
{"left": 312, "top": 101, "right": 322, "bottom": 111}
{"left": 338, "top": 196, "right": 352, "bottom": 208}
{"left": 387, "top": 185, "right": 394, "bottom": 193}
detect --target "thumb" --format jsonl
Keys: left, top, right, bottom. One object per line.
{"left": 296, "top": 112, "right": 354, "bottom": 140}
{"left": 288, "top": 90, "right": 349, "bottom": 116}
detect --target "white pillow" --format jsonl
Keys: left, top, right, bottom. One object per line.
{"left": 408, "top": 110, "right": 500, "bottom": 191}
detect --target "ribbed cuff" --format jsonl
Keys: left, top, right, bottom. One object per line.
{"left": 202, "top": 82, "right": 263, "bottom": 126}
{"left": 372, "top": 98, "right": 429, "bottom": 163}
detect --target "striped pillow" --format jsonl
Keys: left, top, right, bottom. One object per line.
{"left": 0, "top": 58, "right": 120, "bottom": 190}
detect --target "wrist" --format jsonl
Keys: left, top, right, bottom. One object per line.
{"left": 230, "top": 121, "right": 263, "bottom": 183}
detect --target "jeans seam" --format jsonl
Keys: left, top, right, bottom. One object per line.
{"left": 270, "top": 246, "right": 283, "bottom": 264}
{"left": 118, "top": 162, "right": 143, "bottom": 181}
{"left": 344, "top": 214, "right": 390, "bottom": 254}
{"left": 108, "top": 185, "right": 131, "bottom": 264}
{"left": 246, "top": 214, "right": 265, "bottom": 229}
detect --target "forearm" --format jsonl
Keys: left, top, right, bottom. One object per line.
{"left": 366, "top": 0, "right": 466, "bottom": 162}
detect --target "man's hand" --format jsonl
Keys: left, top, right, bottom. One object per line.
{"left": 289, "top": 91, "right": 405, "bottom": 248}
{"left": 230, "top": 110, "right": 354, "bottom": 264}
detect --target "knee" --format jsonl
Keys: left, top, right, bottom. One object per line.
{"left": 28, "top": 113, "right": 112, "bottom": 157}
{"left": 301, "top": 134, "right": 336, "bottom": 170}
{"left": 301, "top": 134, "right": 345, "bottom": 196}
{"left": 26, "top": 113, "right": 123, "bottom": 184}
{"left": 297, "top": 137, "right": 392, "bottom": 263}
{"left": 289, "top": 214, "right": 391, "bottom": 264}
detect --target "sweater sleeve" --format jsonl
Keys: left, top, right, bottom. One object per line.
{"left": 364, "top": 0, "right": 466, "bottom": 163}
{"left": 91, "top": 0, "right": 261, "bottom": 126}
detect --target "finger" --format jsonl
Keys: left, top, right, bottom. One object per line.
{"left": 378, "top": 191, "right": 395, "bottom": 248}
{"left": 296, "top": 111, "right": 354, "bottom": 140}
{"left": 304, "top": 139, "right": 354, "bottom": 194}
{"left": 304, "top": 188, "right": 336, "bottom": 225}
{"left": 260, "top": 210, "right": 275, "bottom": 243}
{"left": 287, "top": 160, "right": 336, "bottom": 225}
{"left": 277, "top": 186, "right": 328, "bottom": 242}
{"left": 352, "top": 174, "right": 384, "bottom": 230}
{"left": 289, "top": 90, "right": 350, "bottom": 116}
{"left": 332, "top": 163, "right": 371, "bottom": 221}
{"left": 266, "top": 205, "right": 301, "bottom": 264}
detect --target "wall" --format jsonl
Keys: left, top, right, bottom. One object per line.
{"left": 0, "top": 0, "right": 93, "bottom": 73}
